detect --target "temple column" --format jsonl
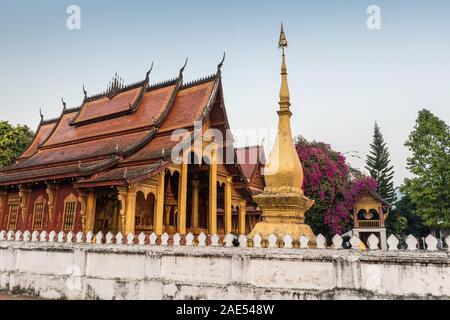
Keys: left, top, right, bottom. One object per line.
{"left": 208, "top": 146, "right": 218, "bottom": 234}
{"left": 224, "top": 176, "right": 232, "bottom": 234}
{"left": 124, "top": 185, "right": 137, "bottom": 235}
{"left": 191, "top": 179, "right": 199, "bottom": 230}
{"left": 19, "top": 186, "right": 31, "bottom": 229}
{"left": 85, "top": 190, "right": 97, "bottom": 233}
{"left": 239, "top": 200, "right": 246, "bottom": 235}
{"left": 177, "top": 160, "right": 188, "bottom": 235}
{"left": 154, "top": 171, "right": 165, "bottom": 235}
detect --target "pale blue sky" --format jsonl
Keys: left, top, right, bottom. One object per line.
{"left": 0, "top": 0, "right": 449, "bottom": 187}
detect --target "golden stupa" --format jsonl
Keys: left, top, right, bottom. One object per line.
{"left": 249, "top": 24, "right": 316, "bottom": 243}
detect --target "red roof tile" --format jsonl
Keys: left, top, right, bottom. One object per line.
{"left": 0, "top": 164, "right": 80, "bottom": 185}
{"left": 18, "top": 122, "right": 56, "bottom": 159}
{"left": 160, "top": 80, "right": 215, "bottom": 130}
{"left": 124, "top": 134, "right": 185, "bottom": 163}
{"left": 75, "top": 161, "right": 168, "bottom": 187}
{"left": 13, "top": 130, "right": 149, "bottom": 170}
{"left": 72, "top": 87, "right": 142, "bottom": 124}
{"left": 43, "top": 85, "right": 176, "bottom": 146}
{"left": 0, "top": 72, "right": 224, "bottom": 187}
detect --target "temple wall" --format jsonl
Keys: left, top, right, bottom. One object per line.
{"left": 0, "top": 184, "right": 81, "bottom": 233}
{"left": 1, "top": 241, "right": 449, "bottom": 300}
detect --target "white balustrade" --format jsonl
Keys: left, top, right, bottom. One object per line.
{"left": 387, "top": 234, "right": 399, "bottom": 251}
{"left": 316, "top": 234, "right": 326, "bottom": 249}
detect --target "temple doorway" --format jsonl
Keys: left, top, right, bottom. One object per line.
{"left": 186, "top": 152, "right": 211, "bottom": 234}
{"left": 198, "top": 187, "right": 209, "bottom": 233}
{"left": 94, "top": 190, "right": 120, "bottom": 234}
{"left": 216, "top": 181, "right": 225, "bottom": 234}
{"left": 163, "top": 171, "right": 179, "bottom": 234}
{"left": 231, "top": 206, "right": 239, "bottom": 233}
{"left": 135, "top": 191, "right": 156, "bottom": 234}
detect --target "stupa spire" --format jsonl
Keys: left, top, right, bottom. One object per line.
{"left": 263, "top": 22, "right": 303, "bottom": 191}
{"left": 278, "top": 23, "right": 290, "bottom": 111}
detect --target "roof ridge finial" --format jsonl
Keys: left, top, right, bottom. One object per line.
{"left": 107, "top": 72, "right": 124, "bottom": 97}
{"left": 179, "top": 57, "right": 189, "bottom": 77}
{"left": 146, "top": 62, "right": 154, "bottom": 79}
{"left": 61, "top": 97, "right": 67, "bottom": 111}
{"left": 83, "top": 84, "right": 87, "bottom": 99}
{"left": 39, "top": 108, "right": 44, "bottom": 122}
{"left": 217, "top": 52, "right": 226, "bottom": 76}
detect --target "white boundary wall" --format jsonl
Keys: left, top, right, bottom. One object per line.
{"left": 1, "top": 241, "right": 450, "bottom": 300}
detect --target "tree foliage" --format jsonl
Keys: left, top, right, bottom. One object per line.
{"left": 295, "top": 136, "right": 378, "bottom": 237}
{"left": 365, "top": 122, "right": 396, "bottom": 204}
{"left": 386, "top": 194, "right": 430, "bottom": 238}
{"left": 401, "top": 109, "right": 450, "bottom": 229}
{"left": 0, "top": 121, "right": 34, "bottom": 168}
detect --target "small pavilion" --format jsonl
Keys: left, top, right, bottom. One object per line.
{"left": 353, "top": 190, "right": 391, "bottom": 250}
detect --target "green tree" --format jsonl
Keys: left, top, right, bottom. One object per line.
{"left": 386, "top": 194, "right": 430, "bottom": 238}
{"left": 365, "top": 122, "right": 396, "bottom": 204}
{"left": 402, "top": 109, "right": 450, "bottom": 229}
{"left": 0, "top": 121, "right": 34, "bottom": 168}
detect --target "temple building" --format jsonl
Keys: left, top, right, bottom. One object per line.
{"left": 0, "top": 59, "right": 265, "bottom": 237}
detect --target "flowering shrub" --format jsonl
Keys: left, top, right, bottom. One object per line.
{"left": 295, "top": 136, "right": 377, "bottom": 236}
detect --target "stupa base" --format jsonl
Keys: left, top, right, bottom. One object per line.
{"left": 248, "top": 220, "right": 316, "bottom": 246}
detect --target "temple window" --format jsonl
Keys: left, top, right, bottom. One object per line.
{"left": 8, "top": 202, "right": 20, "bottom": 229}
{"left": 32, "top": 196, "right": 45, "bottom": 230}
{"left": 33, "top": 203, "right": 44, "bottom": 230}
{"left": 62, "top": 194, "right": 77, "bottom": 231}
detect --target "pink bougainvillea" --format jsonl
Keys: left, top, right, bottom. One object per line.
{"left": 295, "top": 137, "right": 377, "bottom": 235}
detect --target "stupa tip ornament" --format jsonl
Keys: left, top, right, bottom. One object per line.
{"left": 278, "top": 22, "right": 288, "bottom": 48}
{"left": 248, "top": 24, "right": 316, "bottom": 245}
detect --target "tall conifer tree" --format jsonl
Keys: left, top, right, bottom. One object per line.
{"left": 365, "top": 122, "right": 397, "bottom": 203}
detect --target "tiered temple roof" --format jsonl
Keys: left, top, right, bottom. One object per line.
{"left": 0, "top": 61, "right": 261, "bottom": 198}
{"left": 235, "top": 145, "right": 265, "bottom": 195}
